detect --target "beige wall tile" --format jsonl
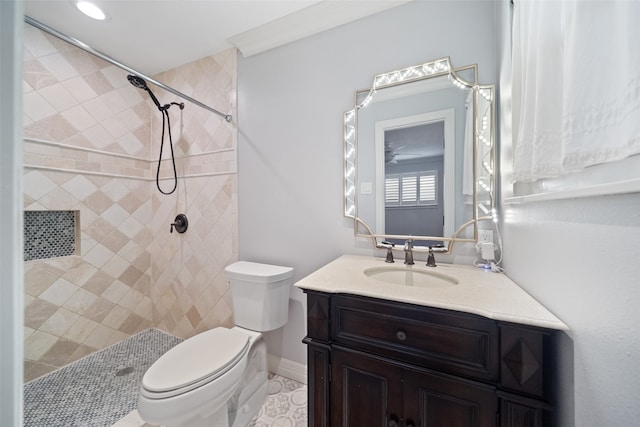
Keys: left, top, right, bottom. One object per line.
{"left": 102, "top": 280, "right": 130, "bottom": 305}
{"left": 24, "top": 298, "right": 59, "bottom": 329}
{"left": 118, "top": 312, "right": 145, "bottom": 335}
{"left": 102, "top": 304, "right": 129, "bottom": 330}
{"left": 24, "top": 264, "right": 60, "bottom": 297}
{"left": 81, "top": 71, "right": 113, "bottom": 97}
{"left": 63, "top": 288, "right": 99, "bottom": 315}
{"left": 23, "top": 25, "right": 238, "bottom": 381}
{"left": 67, "top": 343, "right": 97, "bottom": 364}
{"left": 23, "top": 59, "right": 58, "bottom": 91}
{"left": 38, "top": 278, "right": 79, "bottom": 306}
{"left": 82, "top": 323, "right": 117, "bottom": 349}
{"left": 24, "top": 330, "right": 58, "bottom": 360}
{"left": 81, "top": 269, "right": 113, "bottom": 296}
{"left": 61, "top": 261, "right": 98, "bottom": 287}
{"left": 39, "top": 338, "right": 80, "bottom": 367}
{"left": 63, "top": 316, "right": 99, "bottom": 343}
{"left": 39, "top": 307, "right": 79, "bottom": 337}
{"left": 83, "top": 297, "right": 115, "bottom": 323}
{"left": 38, "top": 52, "right": 77, "bottom": 82}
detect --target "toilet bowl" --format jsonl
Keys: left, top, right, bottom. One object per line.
{"left": 137, "top": 261, "right": 293, "bottom": 427}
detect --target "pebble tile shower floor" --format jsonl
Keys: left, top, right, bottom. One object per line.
{"left": 23, "top": 329, "right": 307, "bottom": 427}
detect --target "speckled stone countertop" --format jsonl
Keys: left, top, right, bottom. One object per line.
{"left": 294, "top": 254, "right": 568, "bottom": 331}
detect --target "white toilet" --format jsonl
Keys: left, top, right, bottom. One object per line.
{"left": 137, "top": 261, "right": 294, "bottom": 427}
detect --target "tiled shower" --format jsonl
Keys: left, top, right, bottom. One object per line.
{"left": 22, "top": 22, "right": 239, "bottom": 382}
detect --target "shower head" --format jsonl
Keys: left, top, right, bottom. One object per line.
{"left": 127, "top": 74, "right": 148, "bottom": 90}
{"left": 127, "top": 74, "right": 163, "bottom": 111}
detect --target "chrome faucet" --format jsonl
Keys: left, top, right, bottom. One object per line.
{"left": 404, "top": 239, "right": 414, "bottom": 265}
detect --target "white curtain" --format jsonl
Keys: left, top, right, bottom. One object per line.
{"left": 512, "top": 0, "right": 640, "bottom": 183}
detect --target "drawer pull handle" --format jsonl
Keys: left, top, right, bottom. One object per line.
{"left": 396, "top": 330, "right": 407, "bottom": 341}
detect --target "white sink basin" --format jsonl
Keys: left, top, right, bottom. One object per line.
{"left": 364, "top": 266, "right": 459, "bottom": 288}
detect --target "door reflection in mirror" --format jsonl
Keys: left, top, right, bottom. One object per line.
{"left": 383, "top": 122, "right": 444, "bottom": 245}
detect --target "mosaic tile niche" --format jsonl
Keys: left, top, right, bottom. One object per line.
{"left": 24, "top": 210, "right": 78, "bottom": 261}
{"left": 22, "top": 23, "right": 238, "bottom": 382}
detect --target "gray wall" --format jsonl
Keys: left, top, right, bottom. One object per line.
{"left": 495, "top": 1, "right": 640, "bottom": 426}
{"left": 237, "top": 0, "right": 498, "bottom": 366}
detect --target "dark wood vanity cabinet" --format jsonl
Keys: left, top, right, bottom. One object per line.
{"left": 303, "top": 291, "right": 557, "bottom": 427}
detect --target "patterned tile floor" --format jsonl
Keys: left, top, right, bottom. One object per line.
{"left": 23, "top": 329, "right": 307, "bottom": 427}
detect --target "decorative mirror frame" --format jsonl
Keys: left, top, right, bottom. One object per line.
{"left": 343, "top": 57, "right": 496, "bottom": 253}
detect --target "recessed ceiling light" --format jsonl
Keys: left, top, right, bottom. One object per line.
{"left": 74, "top": 0, "right": 108, "bottom": 21}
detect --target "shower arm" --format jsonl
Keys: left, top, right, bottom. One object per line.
{"left": 24, "top": 16, "right": 233, "bottom": 123}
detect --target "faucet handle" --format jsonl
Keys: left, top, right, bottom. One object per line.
{"left": 170, "top": 213, "right": 188, "bottom": 234}
{"left": 377, "top": 241, "right": 395, "bottom": 263}
{"left": 385, "top": 247, "right": 395, "bottom": 263}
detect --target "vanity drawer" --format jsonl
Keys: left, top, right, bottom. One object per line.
{"left": 331, "top": 294, "right": 499, "bottom": 381}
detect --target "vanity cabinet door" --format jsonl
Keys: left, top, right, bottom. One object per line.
{"left": 499, "top": 392, "right": 552, "bottom": 427}
{"left": 403, "top": 369, "right": 498, "bottom": 427}
{"left": 331, "top": 347, "right": 403, "bottom": 427}
{"left": 306, "top": 341, "right": 330, "bottom": 427}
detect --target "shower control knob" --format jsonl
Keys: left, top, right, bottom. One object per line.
{"left": 170, "top": 214, "right": 188, "bottom": 234}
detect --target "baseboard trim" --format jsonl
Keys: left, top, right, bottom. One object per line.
{"left": 267, "top": 354, "right": 308, "bottom": 385}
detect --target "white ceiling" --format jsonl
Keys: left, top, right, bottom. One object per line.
{"left": 24, "top": 0, "right": 412, "bottom": 75}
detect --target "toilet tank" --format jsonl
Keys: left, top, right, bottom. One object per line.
{"left": 224, "top": 261, "right": 294, "bottom": 332}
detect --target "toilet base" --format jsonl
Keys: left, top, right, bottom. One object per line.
{"left": 171, "top": 404, "right": 229, "bottom": 427}
{"left": 162, "top": 377, "right": 268, "bottom": 427}
{"left": 138, "top": 329, "right": 269, "bottom": 427}
{"left": 230, "top": 375, "right": 268, "bottom": 427}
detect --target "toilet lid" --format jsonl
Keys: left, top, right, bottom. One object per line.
{"left": 225, "top": 261, "right": 293, "bottom": 283}
{"left": 142, "top": 328, "right": 250, "bottom": 395}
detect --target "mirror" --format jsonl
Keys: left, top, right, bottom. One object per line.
{"left": 344, "top": 57, "right": 495, "bottom": 252}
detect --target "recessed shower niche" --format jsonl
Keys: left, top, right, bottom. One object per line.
{"left": 23, "top": 210, "right": 79, "bottom": 261}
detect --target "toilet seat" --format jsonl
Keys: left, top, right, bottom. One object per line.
{"left": 141, "top": 328, "right": 250, "bottom": 399}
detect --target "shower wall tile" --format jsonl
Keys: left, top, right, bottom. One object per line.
{"left": 22, "top": 23, "right": 237, "bottom": 381}
{"left": 22, "top": 168, "right": 154, "bottom": 382}
{"left": 38, "top": 52, "right": 77, "bottom": 81}
{"left": 24, "top": 298, "right": 59, "bottom": 329}
{"left": 39, "top": 308, "right": 79, "bottom": 337}
{"left": 63, "top": 75, "right": 100, "bottom": 103}
{"left": 23, "top": 90, "right": 56, "bottom": 121}
{"left": 23, "top": 25, "right": 57, "bottom": 58}
{"left": 39, "top": 83, "right": 77, "bottom": 112}
{"left": 24, "top": 330, "right": 58, "bottom": 361}
{"left": 38, "top": 278, "right": 79, "bottom": 306}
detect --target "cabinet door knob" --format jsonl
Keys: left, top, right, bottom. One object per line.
{"left": 396, "top": 330, "right": 407, "bottom": 341}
